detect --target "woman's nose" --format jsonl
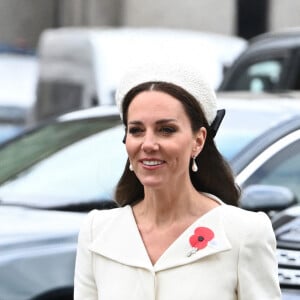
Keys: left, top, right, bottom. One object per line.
{"left": 141, "top": 132, "right": 159, "bottom": 152}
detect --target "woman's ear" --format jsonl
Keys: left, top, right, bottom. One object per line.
{"left": 193, "top": 127, "right": 207, "bottom": 156}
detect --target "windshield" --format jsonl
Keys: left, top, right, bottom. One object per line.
{"left": 0, "top": 117, "right": 125, "bottom": 207}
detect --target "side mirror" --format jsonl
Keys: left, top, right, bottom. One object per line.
{"left": 240, "top": 185, "right": 297, "bottom": 213}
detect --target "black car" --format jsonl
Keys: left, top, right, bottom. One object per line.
{"left": 219, "top": 28, "right": 300, "bottom": 93}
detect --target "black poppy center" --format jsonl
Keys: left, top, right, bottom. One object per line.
{"left": 198, "top": 236, "right": 204, "bottom": 242}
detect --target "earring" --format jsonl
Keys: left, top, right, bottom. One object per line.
{"left": 129, "top": 163, "right": 133, "bottom": 171}
{"left": 192, "top": 156, "right": 198, "bottom": 172}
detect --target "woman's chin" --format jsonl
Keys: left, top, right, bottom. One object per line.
{"left": 139, "top": 178, "right": 166, "bottom": 189}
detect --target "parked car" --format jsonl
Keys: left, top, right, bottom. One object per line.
{"left": 0, "top": 98, "right": 300, "bottom": 299}
{"left": 219, "top": 27, "right": 300, "bottom": 93}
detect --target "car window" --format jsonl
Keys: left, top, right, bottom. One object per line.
{"left": 244, "top": 138, "right": 300, "bottom": 202}
{"left": 0, "top": 117, "right": 121, "bottom": 184}
{"left": 227, "top": 58, "right": 283, "bottom": 92}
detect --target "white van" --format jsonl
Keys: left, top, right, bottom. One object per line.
{"left": 36, "top": 27, "right": 246, "bottom": 121}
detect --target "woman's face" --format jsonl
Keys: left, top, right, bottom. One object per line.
{"left": 125, "top": 90, "right": 206, "bottom": 189}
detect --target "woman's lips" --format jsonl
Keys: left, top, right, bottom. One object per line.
{"left": 142, "top": 160, "right": 164, "bottom": 166}
{"left": 139, "top": 159, "right": 166, "bottom": 168}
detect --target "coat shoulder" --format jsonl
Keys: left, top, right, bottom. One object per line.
{"left": 79, "top": 206, "right": 128, "bottom": 240}
{"left": 88, "top": 206, "right": 128, "bottom": 228}
{"left": 221, "top": 204, "right": 273, "bottom": 240}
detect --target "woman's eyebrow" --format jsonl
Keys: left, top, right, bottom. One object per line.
{"left": 128, "top": 118, "right": 178, "bottom": 125}
{"left": 156, "top": 118, "right": 178, "bottom": 124}
{"left": 128, "top": 120, "right": 142, "bottom": 125}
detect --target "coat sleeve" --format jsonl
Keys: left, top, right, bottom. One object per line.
{"left": 74, "top": 210, "right": 98, "bottom": 300}
{"left": 237, "top": 212, "right": 281, "bottom": 300}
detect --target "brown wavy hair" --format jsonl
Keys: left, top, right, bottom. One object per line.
{"left": 115, "top": 82, "right": 240, "bottom": 207}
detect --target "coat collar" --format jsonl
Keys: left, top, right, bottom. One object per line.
{"left": 89, "top": 204, "right": 232, "bottom": 272}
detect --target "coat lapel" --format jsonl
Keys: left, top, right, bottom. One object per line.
{"left": 154, "top": 206, "right": 232, "bottom": 272}
{"left": 88, "top": 206, "right": 154, "bottom": 271}
{"left": 88, "top": 205, "right": 232, "bottom": 272}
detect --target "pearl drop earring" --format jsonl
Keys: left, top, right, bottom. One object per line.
{"left": 192, "top": 156, "right": 198, "bottom": 172}
{"left": 129, "top": 163, "right": 133, "bottom": 171}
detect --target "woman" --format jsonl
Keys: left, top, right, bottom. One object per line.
{"left": 74, "top": 61, "right": 281, "bottom": 299}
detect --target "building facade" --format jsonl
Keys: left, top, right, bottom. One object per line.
{"left": 0, "top": 0, "right": 300, "bottom": 49}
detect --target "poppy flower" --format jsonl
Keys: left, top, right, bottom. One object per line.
{"left": 189, "top": 226, "right": 214, "bottom": 250}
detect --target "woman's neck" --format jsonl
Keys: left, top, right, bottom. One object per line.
{"left": 133, "top": 186, "right": 216, "bottom": 228}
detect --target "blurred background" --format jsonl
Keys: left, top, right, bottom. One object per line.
{"left": 1, "top": 0, "right": 300, "bottom": 47}
{"left": 0, "top": 0, "right": 300, "bottom": 48}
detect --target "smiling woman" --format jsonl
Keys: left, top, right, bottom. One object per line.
{"left": 74, "top": 61, "right": 281, "bottom": 300}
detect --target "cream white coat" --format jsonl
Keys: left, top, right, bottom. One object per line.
{"left": 74, "top": 201, "right": 281, "bottom": 300}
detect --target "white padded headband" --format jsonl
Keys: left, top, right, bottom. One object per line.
{"left": 115, "top": 61, "right": 217, "bottom": 125}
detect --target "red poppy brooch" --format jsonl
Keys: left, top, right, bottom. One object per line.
{"left": 187, "top": 227, "right": 214, "bottom": 257}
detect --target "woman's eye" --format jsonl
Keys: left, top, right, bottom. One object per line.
{"left": 128, "top": 127, "right": 143, "bottom": 135}
{"left": 160, "top": 127, "right": 176, "bottom": 134}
